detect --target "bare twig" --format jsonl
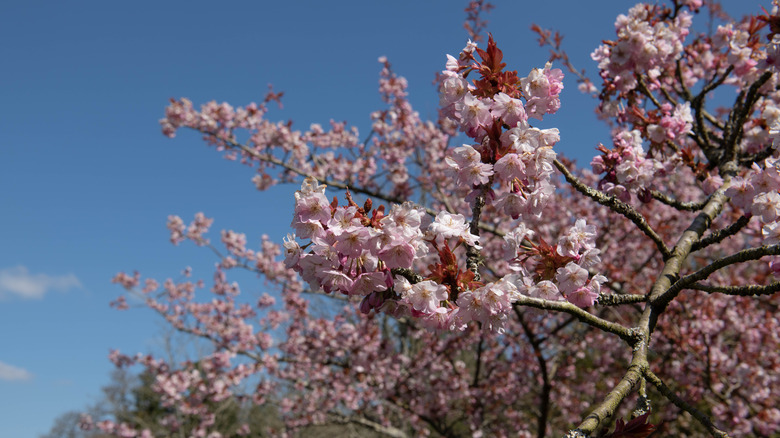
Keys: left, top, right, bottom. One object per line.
{"left": 690, "top": 281, "right": 780, "bottom": 297}
{"left": 662, "top": 244, "right": 780, "bottom": 303}
{"left": 597, "top": 293, "right": 648, "bottom": 306}
{"left": 691, "top": 215, "right": 751, "bottom": 252}
{"left": 651, "top": 190, "right": 707, "bottom": 211}
{"left": 644, "top": 369, "right": 730, "bottom": 438}
{"left": 512, "top": 298, "right": 638, "bottom": 345}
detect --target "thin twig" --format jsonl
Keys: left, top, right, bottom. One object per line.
{"left": 662, "top": 244, "right": 780, "bottom": 303}
{"left": 690, "top": 281, "right": 780, "bottom": 296}
{"left": 515, "top": 308, "right": 552, "bottom": 438}
{"left": 597, "top": 293, "right": 648, "bottom": 306}
{"left": 512, "top": 298, "right": 639, "bottom": 345}
{"left": 651, "top": 190, "right": 707, "bottom": 211}
{"left": 643, "top": 369, "right": 730, "bottom": 438}
{"left": 691, "top": 215, "right": 751, "bottom": 252}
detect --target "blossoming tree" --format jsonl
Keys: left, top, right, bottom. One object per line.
{"left": 84, "top": 0, "right": 780, "bottom": 436}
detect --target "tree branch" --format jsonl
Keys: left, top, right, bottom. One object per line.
{"left": 690, "top": 215, "right": 751, "bottom": 252}
{"left": 512, "top": 299, "right": 639, "bottom": 345}
{"left": 554, "top": 159, "right": 672, "bottom": 259}
{"left": 647, "top": 185, "right": 732, "bottom": 323}
{"left": 191, "top": 127, "right": 507, "bottom": 237}
{"left": 662, "top": 244, "right": 780, "bottom": 303}
{"left": 643, "top": 369, "right": 729, "bottom": 438}
{"left": 723, "top": 70, "right": 773, "bottom": 164}
{"left": 577, "top": 180, "right": 736, "bottom": 434}
{"left": 651, "top": 190, "right": 707, "bottom": 211}
{"left": 572, "top": 357, "right": 647, "bottom": 436}
{"left": 690, "top": 281, "right": 780, "bottom": 297}
{"left": 515, "top": 308, "right": 552, "bottom": 438}
{"left": 597, "top": 293, "right": 647, "bottom": 306}
{"left": 327, "top": 412, "right": 408, "bottom": 438}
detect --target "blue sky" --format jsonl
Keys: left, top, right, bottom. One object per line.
{"left": 0, "top": 1, "right": 762, "bottom": 436}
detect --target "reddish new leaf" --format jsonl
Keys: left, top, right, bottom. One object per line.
{"left": 604, "top": 412, "right": 657, "bottom": 438}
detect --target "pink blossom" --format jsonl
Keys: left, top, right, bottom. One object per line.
{"left": 445, "top": 144, "right": 494, "bottom": 187}
{"left": 349, "top": 271, "right": 387, "bottom": 297}
{"left": 567, "top": 286, "right": 599, "bottom": 308}
{"left": 555, "top": 262, "right": 589, "bottom": 294}
{"left": 763, "top": 221, "right": 780, "bottom": 245}
{"left": 378, "top": 240, "right": 416, "bottom": 269}
{"left": 493, "top": 153, "right": 526, "bottom": 182}
{"left": 558, "top": 219, "right": 597, "bottom": 257}
{"left": 335, "top": 227, "right": 371, "bottom": 258}
{"left": 428, "top": 211, "right": 481, "bottom": 249}
{"left": 402, "top": 280, "right": 448, "bottom": 314}
{"left": 529, "top": 280, "right": 562, "bottom": 301}
{"left": 456, "top": 94, "right": 493, "bottom": 136}
{"left": 490, "top": 92, "right": 527, "bottom": 127}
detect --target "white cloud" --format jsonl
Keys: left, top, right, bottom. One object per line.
{"left": 0, "top": 265, "right": 82, "bottom": 300}
{"left": 0, "top": 361, "right": 33, "bottom": 382}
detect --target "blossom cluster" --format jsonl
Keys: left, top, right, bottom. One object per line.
{"left": 286, "top": 178, "right": 424, "bottom": 308}
{"left": 591, "top": 3, "right": 692, "bottom": 94}
{"left": 438, "top": 37, "right": 563, "bottom": 219}
{"left": 504, "top": 219, "right": 606, "bottom": 308}
{"left": 81, "top": 350, "right": 257, "bottom": 438}
{"left": 727, "top": 156, "right": 780, "bottom": 272}
{"left": 591, "top": 129, "right": 665, "bottom": 201}
{"left": 278, "top": 34, "right": 617, "bottom": 336}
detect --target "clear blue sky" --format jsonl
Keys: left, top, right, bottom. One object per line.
{"left": 0, "top": 1, "right": 761, "bottom": 436}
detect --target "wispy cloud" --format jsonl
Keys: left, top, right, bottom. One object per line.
{"left": 0, "top": 361, "right": 33, "bottom": 382}
{"left": 0, "top": 265, "right": 82, "bottom": 300}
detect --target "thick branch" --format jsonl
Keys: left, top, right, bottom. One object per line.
{"left": 327, "top": 413, "right": 408, "bottom": 438}
{"left": 572, "top": 358, "right": 647, "bottom": 436}
{"left": 647, "top": 185, "right": 732, "bottom": 324}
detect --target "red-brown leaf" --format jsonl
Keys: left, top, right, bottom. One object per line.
{"left": 604, "top": 412, "right": 657, "bottom": 438}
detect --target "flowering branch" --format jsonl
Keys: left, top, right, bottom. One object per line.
{"left": 554, "top": 158, "right": 672, "bottom": 259}
{"left": 99, "top": 3, "right": 780, "bottom": 436}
